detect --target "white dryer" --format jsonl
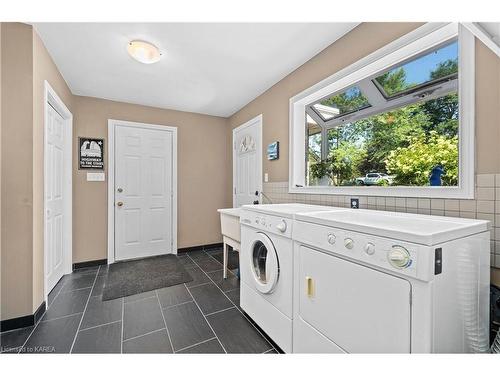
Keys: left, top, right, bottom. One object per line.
{"left": 239, "top": 204, "right": 345, "bottom": 352}
{"left": 292, "top": 209, "right": 491, "bottom": 353}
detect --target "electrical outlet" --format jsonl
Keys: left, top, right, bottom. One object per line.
{"left": 264, "top": 173, "right": 269, "bottom": 182}
{"left": 350, "top": 198, "right": 359, "bottom": 209}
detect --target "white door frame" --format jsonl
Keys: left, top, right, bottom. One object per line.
{"left": 43, "top": 81, "right": 73, "bottom": 304}
{"left": 107, "top": 119, "right": 178, "bottom": 264}
{"left": 232, "top": 114, "right": 263, "bottom": 207}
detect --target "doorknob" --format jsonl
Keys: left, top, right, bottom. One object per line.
{"left": 116, "top": 201, "right": 124, "bottom": 207}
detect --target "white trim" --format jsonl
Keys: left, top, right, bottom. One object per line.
{"left": 289, "top": 23, "right": 475, "bottom": 199}
{"left": 462, "top": 22, "right": 500, "bottom": 59}
{"left": 232, "top": 114, "right": 263, "bottom": 207}
{"left": 107, "top": 119, "right": 178, "bottom": 264}
{"left": 43, "top": 81, "right": 73, "bottom": 305}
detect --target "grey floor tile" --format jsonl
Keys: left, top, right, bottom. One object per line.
{"left": 189, "top": 283, "right": 233, "bottom": 314}
{"left": 157, "top": 284, "right": 192, "bottom": 308}
{"left": 123, "top": 329, "right": 172, "bottom": 353}
{"left": 206, "top": 308, "right": 272, "bottom": 353}
{"left": 179, "top": 257, "right": 196, "bottom": 268}
{"left": 80, "top": 296, "right": 122, "bottom": 330}
{"left": 22, "top": 314, "right": 82, "bottom": 354}
{"left": 42, "top": 288, "right": 91, "bottom": 321}
{"left": 186, "top": 250, "right": 207, "bottom": 260}
{"left": 60, "top": 273, "right": 96, "bottom": 293}
{"left": 98, "top": 265, "right": 109, "bottom": 277}
{"left": 185, "top": 267, "right": 211, "bottom": 288}
{"left": 72, "top": 322, "right": 121, "bottom": 353}
{"left": 48, "top": 278, "right": 65, "bottom": 306}
{"left": 73, "top": 266, "right": 100, "bottom": 274}
{"left": 204, "top": 247, "right": 223, "bottom": 256}
{"left": 265, "top": 349, "right": 279, "bottom": 354}
{"left": 1, "top": 327, "right": 34, "bottom": 352}
{"left": 163, "top": 301, "right": 214, "bottom": 351}
{"left": 207, "top": 270, "right": 240, "bottom": 292}
{"left": 124, "top": 290, "right": 156, "bottom": 304}
{"left": 91, "top": 276, "right": 105, "bottom": 297}
{"left": 211, "top": 251, "right": 239, "bottom": 270}
{"left": 225, "top": 289, "right": 240, "bottom": 307}
{"left": 123, "top": 297, "right": 164, "bottom": 340}
{"left": 193, "top": 256, "right": 223, "bottom": 272}
{"left": 177, "top": 338, "right": 225, "bottom": 354}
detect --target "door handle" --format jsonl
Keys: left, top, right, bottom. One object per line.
{"left": 116, "top": 201, "right": 124, "bottom": 207}
{"left": 306, "top": 276, "right": 314, "bottom": 298}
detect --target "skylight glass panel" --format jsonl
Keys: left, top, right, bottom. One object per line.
{"left": 374, "top": 40, "right": 458, "bottom": 98}
{"left": 312, "top": 86, "right": 370, "bottom": 121}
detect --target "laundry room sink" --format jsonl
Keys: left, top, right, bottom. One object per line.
{"left": 218, "top": 207, "right": 241, "bottom": 243}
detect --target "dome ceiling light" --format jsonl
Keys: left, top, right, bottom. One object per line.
{"left": 127, "top": 40, "right": 162, "bottom": 64}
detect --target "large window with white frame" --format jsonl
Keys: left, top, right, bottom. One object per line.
{"left": 290, "top": 23, "right": 475, "bottom": 198}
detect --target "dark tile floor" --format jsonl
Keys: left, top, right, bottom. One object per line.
{"left": 0, "top": 248, "right": 278, "bottom": 354}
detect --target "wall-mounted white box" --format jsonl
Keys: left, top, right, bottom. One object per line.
{"left": 87, "top": 172, "right": 105, "bottom": 182}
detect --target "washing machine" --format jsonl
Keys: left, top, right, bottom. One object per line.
{"left": 239, "top": 204, "right": 346, "bottom": 352}
{"left": 292, "top": 209, "right": 491, "bottom": 353}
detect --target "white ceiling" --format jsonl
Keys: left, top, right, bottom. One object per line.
{"left": 33, "top": 23, "right": 359, "bottom": 117}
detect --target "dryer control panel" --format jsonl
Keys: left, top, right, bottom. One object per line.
{"left": 240, "top": 210, "right": 292, "bottom": 238}
{"left": 294, "top": 220, "right": 434, "bottom": 281}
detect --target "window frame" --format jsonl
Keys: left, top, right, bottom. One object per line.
{"left": 289, "top": 23, "right": 475, "bottom": 199}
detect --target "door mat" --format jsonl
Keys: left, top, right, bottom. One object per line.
{"left": 102, "top": 254, "right": 193, "bottom": 301}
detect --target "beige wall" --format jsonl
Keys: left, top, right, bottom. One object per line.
{"left": 1, "top": 23, "right": 35, "bottom": 320}
{"left": 72, "top": 96, "right": 229, "bottom": 263}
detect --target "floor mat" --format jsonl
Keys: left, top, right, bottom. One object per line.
{"left": 102, "top": 254, "right": 193, "bottom": 301}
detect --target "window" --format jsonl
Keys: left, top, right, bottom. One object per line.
{"left": 374, "top": 41, "right": 458, "bottom": 98}
{"left": 290, "top": 23, "right": 475, "bottom": 198}
{"left": 312, "top": 86, "right": 371, "bottom": 121}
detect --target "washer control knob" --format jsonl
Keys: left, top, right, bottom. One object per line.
{"left": 276, "top": 219, "right": 287, "bottom": 233}
{"left": 261, "top": 217, "right": 266, "bottom": 225}
{"left": 255, "top": 217, "right": 260, "bottom": 224}
{"left": 327, "top": 233, "right": 336, "bottom": 245}
{"left": 344, "top": 238, "right": 354, "bottom": 250}
{"left": 364, "top": 243, "right": 375, "bottom": 255}
{"left": 388, "top": 246, "right": 412, "bottom": 269}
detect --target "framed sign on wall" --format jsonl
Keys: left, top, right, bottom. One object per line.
{"left": 79, "top": 137, "right": 104, "bottom": 170}
{"left": 267, "top": 141, "right": 279, "bottom": 160}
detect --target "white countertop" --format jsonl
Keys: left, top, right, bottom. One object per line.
{"left": 240, "top": 203, "right": 346, "bottom": 219}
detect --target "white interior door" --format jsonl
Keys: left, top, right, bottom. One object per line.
{"left": 45, "top": 104, "right": 66, "bottom": 293}
{"left": 233, "top": 115, "right": 262, "bottom": 207}
{"left": 114, "top": 125, "right": 174, "bottom": 261}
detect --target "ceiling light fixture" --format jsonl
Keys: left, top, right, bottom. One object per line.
{"left": 127, "top": 40, "right": 161, "bottom": 64}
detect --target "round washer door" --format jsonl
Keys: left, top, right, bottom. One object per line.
{"left": 250, "top": 232, "right": 279, "bottom": 294}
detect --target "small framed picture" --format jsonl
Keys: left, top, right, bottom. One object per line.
{"left": 267, "top": 141, "right": 279, "bottom": 161}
